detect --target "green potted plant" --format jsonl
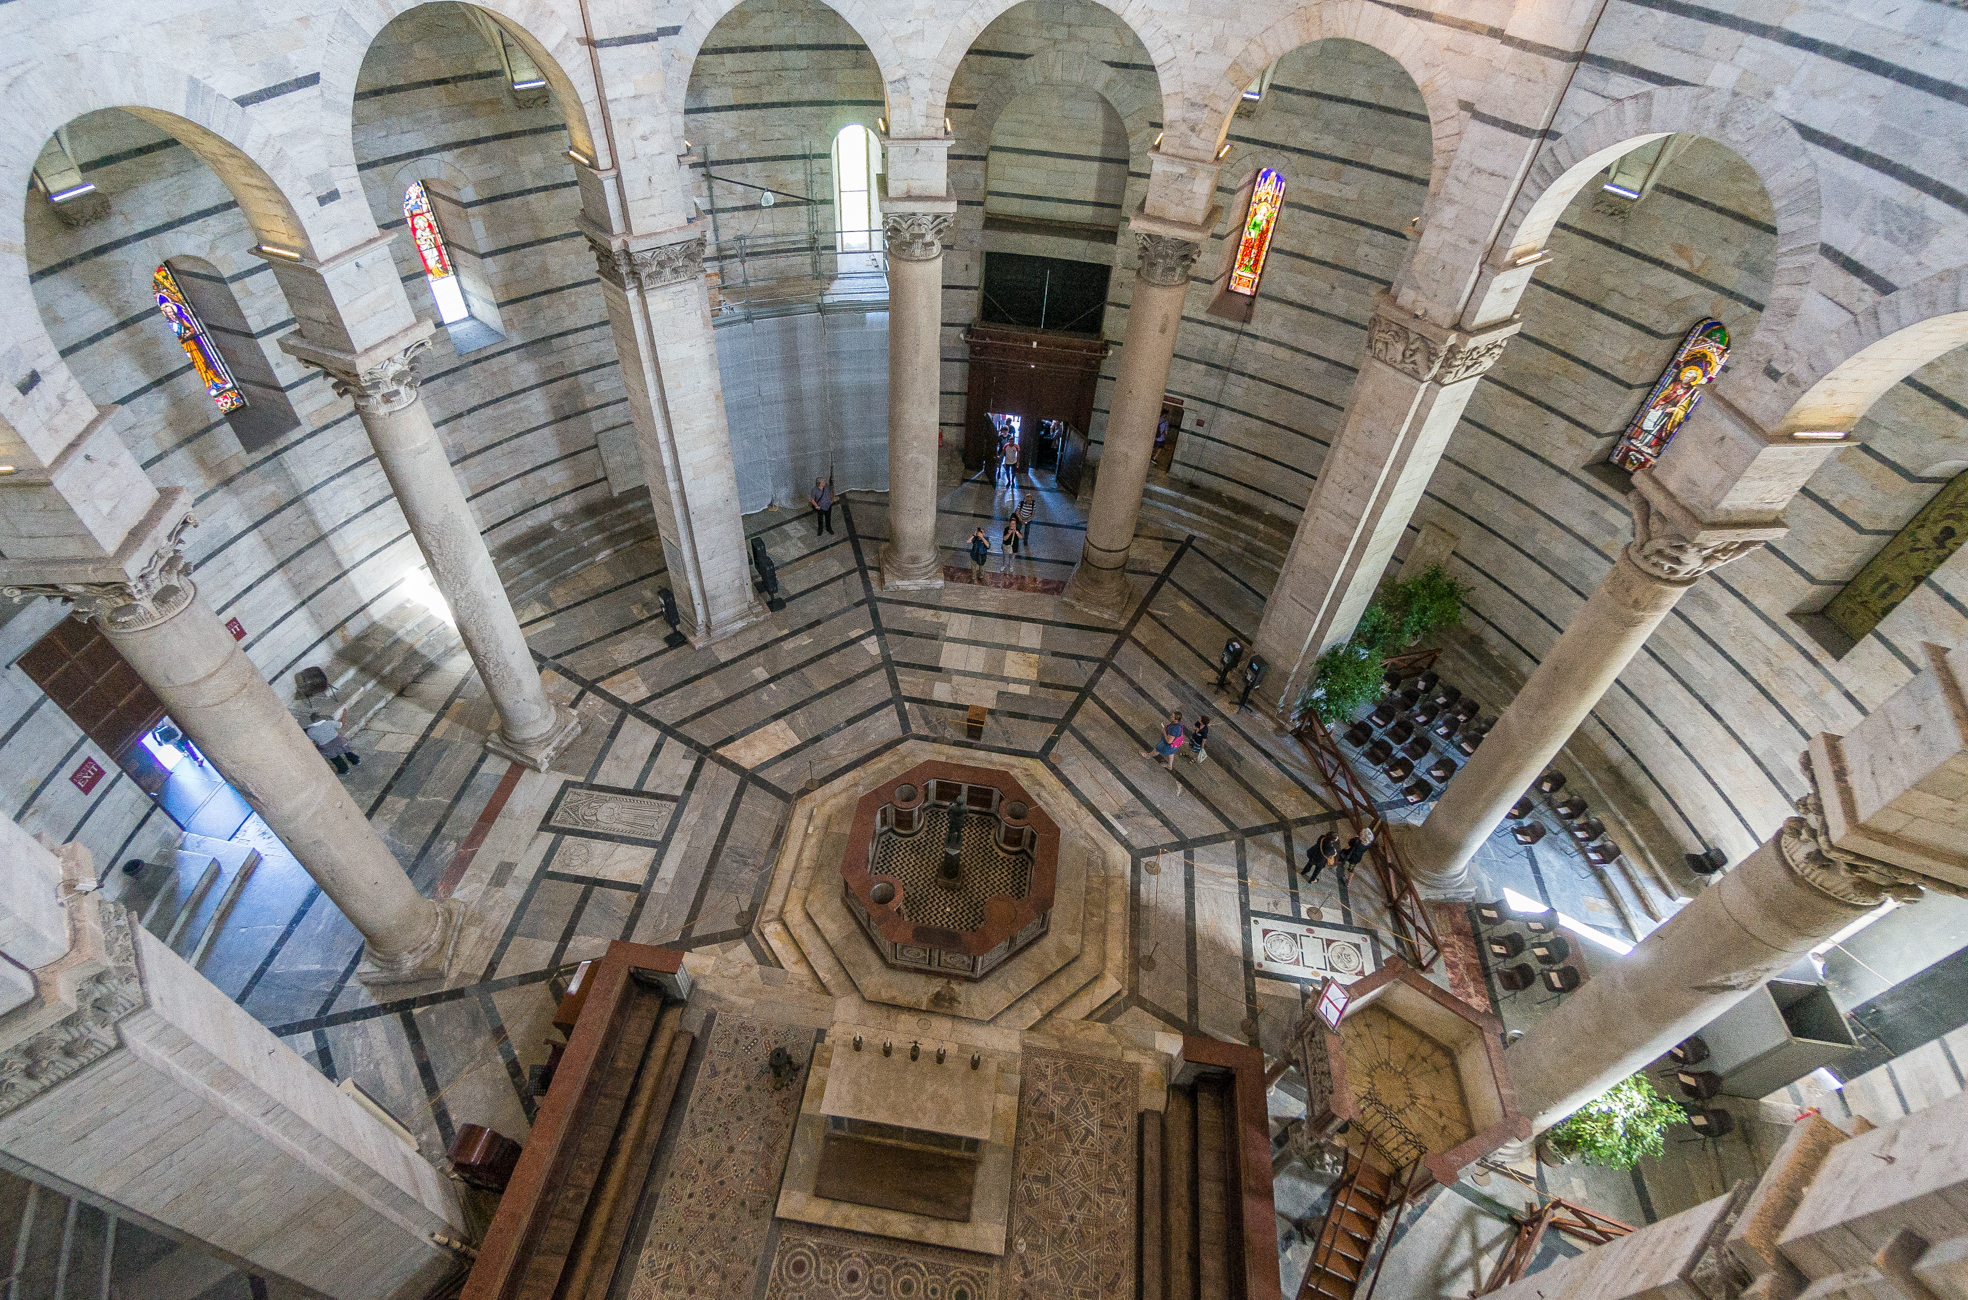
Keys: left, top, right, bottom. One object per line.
{"left": 1378, "top": 564, "right": 1467, "bottom": 652}
{"left": 1300, "top": 638, "right": 1386, "bottom": 725}
{"left": 1538, "top": 1075, "right": 1687, "bottom": 1168}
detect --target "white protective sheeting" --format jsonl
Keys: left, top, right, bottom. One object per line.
{"left": 717, "top": 308, "right": 891, "bottom": 513}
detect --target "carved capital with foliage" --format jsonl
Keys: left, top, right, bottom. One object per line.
{"left": 1364, "top": 297, "right": 1519, "bottom": 384}
{"left": 1778, "top": 754, "right": 1933, "bottom": 908}
{"left": 315, "top": 339, "right": 431, "bottom": 417}
{"left": 882, "top": 212, "right": 951, "bottom": 262}
{"left": 587, "top": 233, "right": 707, "bottom": 292}
{"left": 1136, "top": 233, "right": 1202, "bottom": 287}
{"left": 2, "top": 513, "right": 199, "bottom": 632}
{"left": 1623, "top": 490, "right": 1766, "bottom": 583}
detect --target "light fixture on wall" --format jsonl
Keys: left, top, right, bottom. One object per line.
{"left": 1153, "top": 131, "right": 1164, "bottom": 150}
{"left": 944, "top": 116, "right": 953, "bottom": 136}
{"left": 254, "top": 243, "right": 303, "bottom": 261}
{"left": 565, "top": 146, "right": 594, "bottom": 167}
{"left": 1600, "top": 181, "right": 1641, "bottom": 200}
{"left": 1792, "top": 429, "right": 1848, "bottom": 440}
{"left": 47, "top": 182, "right": 97, "bottom": 203}
{"left": 877, "top": 116, "right": 888, "bottom": 135}
{"left": 1216, "top": 140, "right": 1233, "bottom": 160}
{"left": 0, "top": 465, "right": 15, "bottom": 476}
{"left": 511, "top": 79, "right": 546, "bottom": 90}
{"left": 1512, "top": 250, "right": 1543, "bottom": 266}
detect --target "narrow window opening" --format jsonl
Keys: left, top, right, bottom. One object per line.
{"left": 1206, "top": 167, "right": 1285, "bottom": 323}
{"left": 154, "top": 263, "right": 245, "bottom": 413}
{"left": 833, "top": 124, "right": 881, "bottom": 256}
{"left": 406, "top": 180, "right": 470, "bottom": 324}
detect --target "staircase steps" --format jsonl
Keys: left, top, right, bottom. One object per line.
{"left": 1295, "top": 1151, "right": 1396, "bottom": 1300}
{"left": 146, "top": 834, "right": 261, "bottom": 971}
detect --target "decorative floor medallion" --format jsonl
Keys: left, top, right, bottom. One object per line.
{"left": 766, "top": 1226, "right": 997, "bottom": 1300}
{"left": 544, "top": 782, "right": 677, "bottom": 845}
{"left": 1249, "top": 915, "right": 1380, "bottom": 983}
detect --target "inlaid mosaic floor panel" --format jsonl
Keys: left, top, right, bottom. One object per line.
{"left": 1004, "top": 1048, "right": 1138, "bottom": 1299}
{"left": 627, "top": 1016, "right": 814, "bottom": 1300}
{"left": 765, "top": 1226, "right": 997, "bottom": 1300}
{"left": 941, "top": 565, "right": 1067, "bottom": 594}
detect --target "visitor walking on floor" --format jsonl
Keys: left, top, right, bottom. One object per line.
{"left": 306, "top": 712, "right": 361, "bottom": 776}
{"left": 1189, "top": 714, "right": 1210, "bottom": 763}
{"left": 1339, "top": 827, "right": 1375, "bottom": 883}
{"left": 809, "top": 477, "right": 834, "bottom": 535}
{"left": 1017, "top": 490, "right": 1036, "bottom": 530}
{"left": 1001, "top": 515, "right": 1022, "bottom": 569}
{"left": 1142, "top": 710, "right": 1185, "bottom": 771}
{"left": 1304, "top": 831, "right": 1341, "bottom": 881}
{"left": 969, "top": 527, "right": 991, "bottom": 575}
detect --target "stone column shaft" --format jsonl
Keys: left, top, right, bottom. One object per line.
{"left": 286, "top": 330, "right": 579, "bottom": 772}
{"left": 880, "top": 208, "right": 952, "bottom": 589}
{"left": 5, "top": 519, "right": 463, "bottom": 983}
{"left": 1406, "top": 478, "right": 1779, "bottom": 891}
{"left": 1254, "top": 298, "right": 1520, "bottom": 709}
{"left": 1061, "top": 233, "right": 1199, "bottom": 618}
{"left": 588, "top": 229, "right": 764, "bottom": 641}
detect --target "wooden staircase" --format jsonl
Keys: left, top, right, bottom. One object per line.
{"left": 1296, "top": 1150, "right": 1399, "bottom": 1300}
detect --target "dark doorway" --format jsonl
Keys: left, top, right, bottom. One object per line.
{"left": 961, "top": 324, "right": 1110, "bottom": 475}
{"left": 1152, "top": 397, "right": 1184, "bottom": 472}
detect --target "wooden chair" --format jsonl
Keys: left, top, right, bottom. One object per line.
{"left": 1369, "top": 702, "right": 1400, "bottom": 728}
{"left": 1529, "top": 936, "right": 1571, "bottom": 966}
{"left": 1343, "top": 721, "right": 1374, "bottom": 748}
{"left": 1452, "top": 699, "right": 1481, "bottom": 723}
{"left": 1432, "top": 683, "right": 1461, "bottom": 708}
{"left": 1431, "top": 715, "right": 1460, "bottom": 740}
{"left": 1410, "top": 703, "right": 1441, "bottom": 727}
{"left": 1512, "top": 822, "right": 1547, "bottom": 846}
{"left": 1507, "top": 796, "right": 1535, "bottom": 821}
{"left": 1426, "top": 757, "right": 1458, "bottom": 783}
{"left": 1475, "top": 900, "right": 1508, "bottom": 927}
{"left": 1384, "top": 758, "right": 1415, "bottom": 784}
{"left": 1569, "top": 817, "right": 1606, "bottom": 843}
{"left": 1683, "top": 1107, "right": 1736, "bottom": 1141}
{"left": 1554, "top": 795, "right": 1588, "bottom": 820}
{"left": 1496, "top": 964, "right": 1536, "bottom": 1000}
{"left": 1383, "top": 667, "right": 1406, "bottom": 691}
{"left": 1386, "top": 719, "right": 1416, "bottom": 745}
{"left": 1396, "top": 687, "right": 1423, "bottom": 710}
{"left": 1674, "top": 1069, "right": 1724, "bottom": 1101}
{"left": 1584, "top": 840, "right": 1622, "bottom": 865}
{"left": 1457, "top": 731, "right": 1484, "bottom": 755}
{"left": 1520, "top": 910, "right": 1558, "bottom": 935}
{"left": 1414, "top": 671, "right": 1440, "bottom": 694}
{"left": 1402, "top": 778, "right": 1434, "bottom": 805}
{"left": 1364, "top": 739, "right": 1394, "bottom": 766}
{"left": 1488, "top": 933, "right": 1526, "bottom": 960}
{"left": 1537, "top": 965, "right": 1582, "bottom": 1003}
{"left": 1668, "top": 1036, "right": 1710, "bottom": 1067}
{"left": 1537, "top": 769, "right": 1567, "bottom": 794}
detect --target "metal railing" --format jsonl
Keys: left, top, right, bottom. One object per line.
{"left": 704, "top": 232, "right": 889, "bottom": 325}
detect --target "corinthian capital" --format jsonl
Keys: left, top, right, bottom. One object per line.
{"left": 1779, "top": 753, "right": 1934, "bottom": 908}
{"left": 2, "top": 513, "right": 198, "bottom": 632}
{"left": 1136, "top": 233, "right": 1201, "bottom": 287}
{"left": 586, "top": 233, "right": 707, "bottom": 292}
{"left": 1624, "top": 490, "right": 1765, "bottom": 583}
{"left": 1364, "top": 298, "right": 1519, "bottom": 384}
{"left": 317, "top": 340, "right": 431, "bottom": 416}
{"left": 882, "top": 212, "right": 951, "bottom": 262}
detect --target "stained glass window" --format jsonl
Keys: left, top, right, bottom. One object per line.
{"left": 153, "top": 264, "right": 245, "bottom": 413}
{"left": 1228, "top": 168, "right": 1285, "bottom": 297}
{"left": 1609, "top": 319, "right": 1730, "bottom": 472}
{"left": 405, "top": 181, "right": 469, "bottom": 324}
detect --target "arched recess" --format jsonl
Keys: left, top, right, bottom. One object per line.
{"left": 1495, "top": 85, "right": 1821, "bottom": 347}
{"left": 1199, "top": 1, "right": 1464, "bottom": 202}
{"left": 662, "top": 0, "right": 907, "bottom": 139}
{"left": 319, "top": 0, "right": 601, "bottom": 168}
{"left": 965, "top": 49, "right": 1161, "bottom": 155}
{"left": 1747, "top": 266, "right": 1968, "bottom": 436}
{"left": 158, "top": 254, "right": 306, "bottom": 454}
{"left": 919, "top": 0, "right": 1180, "bottom": 142}
{"left": 388, "top": 157, "right": 508, "bottom": 348}
{"left": 0, "top": 60, "right": 347, "bottom": 469}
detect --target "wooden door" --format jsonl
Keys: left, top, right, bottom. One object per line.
{"left": 17, "top": 617, "right": 167, "bottom": 763}
{"left": 1057, "top": 424, "right": 1089, "bottom": 496}
{"left": 961, "top": 324, "right": 1110, "bottom": 474}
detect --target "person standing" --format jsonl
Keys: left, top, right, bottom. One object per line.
{"left": 1304, "top": 831, "right": 1341, "bottom": 881}
{"left": 969, "top": 526, "right": 991, "bottom": 576}
{"left": 809, "top": 477, "right": 835, "bottom": 536}
{"left": 1189, "top": 714, "right": 1211, "bottom": 763}
{"left": 1141, "top": 710, "right": 1185, "bottom": 771}
{"left": 1017, "top": 489, "right": 1036, "bottom": 542}
{"left": 1001, "top": 515, "right": 1022, "bottom": 569}
{"left": 1340, "top": 827, "right": 1375, "bottom": 884}
{"left": 305, "top": 712, "right": 361, "bottom": 776}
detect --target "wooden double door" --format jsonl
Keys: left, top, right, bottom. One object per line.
{"left": 961, "top": 323, "right": 1110, "bottom": 494}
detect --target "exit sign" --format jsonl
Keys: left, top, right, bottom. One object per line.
{"left": 70, "top": 757, "right": 105, "bottom": 793}
{"left": 225, "top": 618, "right": 246, "bottom": 641}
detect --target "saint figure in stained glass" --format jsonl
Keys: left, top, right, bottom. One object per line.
{"left": 405, "top": 181, "right": 470, "bottom": 323}
{"left": 153, "top": 264, "right": 245, "bottom": 413}
{"left": 1228, "top": 168, "right": 1285, "bottom": 297}
{"left": 1609, "top": 318, "right": 1729, "bottom": 472}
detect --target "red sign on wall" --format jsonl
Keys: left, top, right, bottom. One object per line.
{"left": 70, "top": 757, "right": 105, "bottom": 794}
{"left": 225, "top": 618, "right": 246, "bottom": 641}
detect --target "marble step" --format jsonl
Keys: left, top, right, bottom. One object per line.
{"left": 1138, "top": 481, "right": 1296, "bottom": 567}
{"left": 160, "top": 834, "right": 261, "bottom": 971}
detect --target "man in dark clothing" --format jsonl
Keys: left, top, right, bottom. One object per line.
{"left": 968, "top": 527, "right": 991, "bottom": 574}
{"left": 809, "top": 477, "right": 835, "bottom": 535}
{"left": 1303, "top": 831, "right": 1341, "bottom": 881}
{"left": 1338, "top": 828, "right": 1375, "bottom": 883}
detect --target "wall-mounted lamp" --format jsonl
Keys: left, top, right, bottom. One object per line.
{"left": 1153, "top": 131, "right": 1164, "bottom": 150}
{"left": 511, "top": 78, "right": 546, "bottom": 90}
{"left": 254, "top": 243, "right": 303, "bottom": 261}
{"left": 944, "top": 116, "right": 954, "bottom": 135}
{"left": 48, "top": 183, "right": 97, "bottom": 203}
{"left": 1600, "top": 182, "right": 1641, "bottom": 199}
{"left": 565, "top": 147, "right": 595, "bottom": 167}
{"left": 877, "top": 116, "right": 888, "bottom": 135}
{"left": 0, "top": 465, "right": 16, "bottom": 476}
{"left": 1791, "top": 430, "right": 1848, "bottom": 440}
{"left": 1216, "top": 140, "right": 1233, "bottom": 160}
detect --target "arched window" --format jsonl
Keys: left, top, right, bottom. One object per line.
{"left": 1208, "top": 167, "right": 1285, "bottom": 323}
{"left": 832, "top": 125, "right": 881, "bottom": 254}
{"left": 406, "top": 181, "right": 469, "bottom": 324}
{"left": 153, "top": 264, "right": 244, "bottom": 412}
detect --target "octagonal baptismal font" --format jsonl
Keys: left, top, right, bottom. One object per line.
{"left": 841, "top": 763, "right": 1059, "bottom": 981}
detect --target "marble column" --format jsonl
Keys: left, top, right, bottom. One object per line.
{"left": 5, "top": 517, "right": 464, "bottom": 985}
{"left": 1254, "top": 296, "right": 1521, "bottom": 710}
{"left": 1060, "top": 233, "right": 1201, "bottom": 618}
{"left": 287, "top": 328, "right": 580, "bottom": 772}
{"left": 1404, "top": 478, "right": 1781, "bottom": 893}
{"left": 0, "top": 816, "right": 464, "bottom": 1298}
{"left": 585, "top": 228, "right": 765, "bottom": 641}
{"left": 1510, "top": 641, "right": 1968, "bottom": 1133}
{"left": 880, "top": 209, "right": 952, "bottom": 589}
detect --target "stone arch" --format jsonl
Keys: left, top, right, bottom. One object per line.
{"left": 919, "top": 0, "right": 1180, "bottom": 143}
{"left": 964, "top": 49, "right": 1161, "bottom": 156}
{"left": 1196, "top": 2, "right": 1465, "bottom": 202}
{"left": 1495, "top": 85, "right": 1820, "bottom": 344}
{"left": 664, "top": 0, "right": 909, "bottom": 136}
{"left": 319, "top": 0, "right": 602, "bottom": 164}
{"left": 0, "top": 56, "right": 347, "bottom": 466}
{"left": 1732, "top": 266, "right": 1968, "bottom": 436}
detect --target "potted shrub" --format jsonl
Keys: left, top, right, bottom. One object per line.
{"left": 1378, "top": 564, "right": 1467, "bottom": 652}
{"left": 1538, "top": 1075, "right": 1687, "bottom": 1168}
{"left": 1301, "top": 638, "right": 1386, "bottom": 725}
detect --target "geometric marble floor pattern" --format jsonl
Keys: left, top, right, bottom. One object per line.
{"left": 199, "top": 465, "right": 1387, "bottom": 1167}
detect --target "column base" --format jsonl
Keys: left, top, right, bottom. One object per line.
{"left": 485, "top": 703, "right": 583, "bottom": 774}
{"left": 880, "top": 542, "right": 944, "bottom": 591}
{"left": 688, "top": 598, "right": 771, "bottom": 649}
{"left": 1390, "top": 825, "right": 1478, "bottom": 899}
{"left": 1060, "top": 560, "right": 1133, "bottom": 621}
{"left": 357, "top": 897, "right": 466, "bottom": 987}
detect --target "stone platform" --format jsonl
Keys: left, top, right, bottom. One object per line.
{"left": 757, "top": 740, "right": 1128, "bottom": 1027}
